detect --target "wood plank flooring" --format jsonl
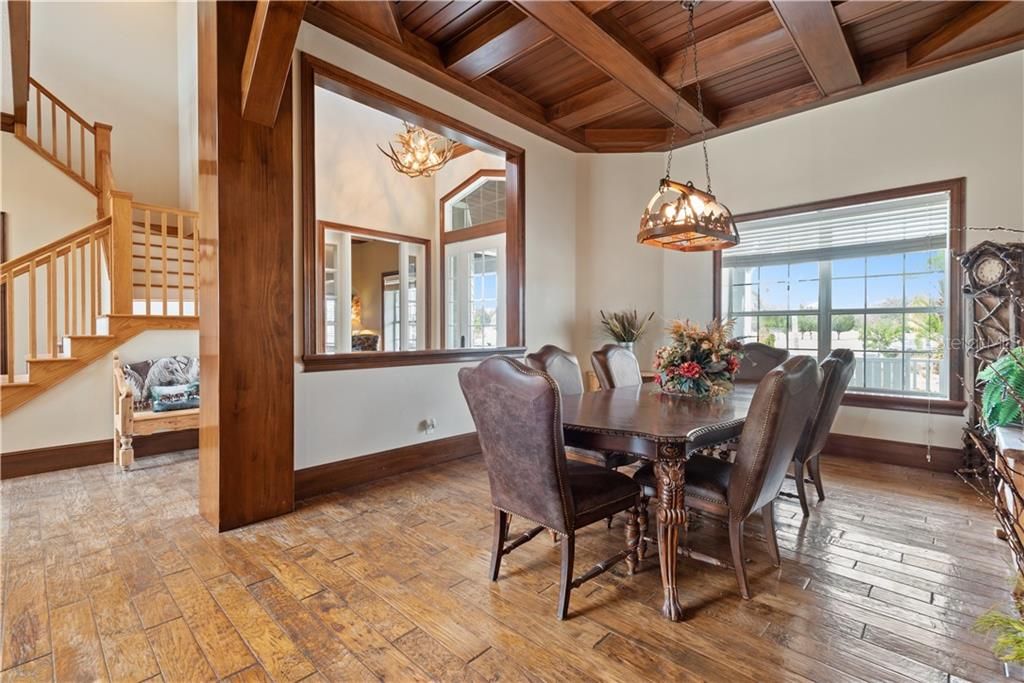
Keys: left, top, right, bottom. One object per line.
{"left": 1, "top": 449, "right": 1020, "bottom": 682}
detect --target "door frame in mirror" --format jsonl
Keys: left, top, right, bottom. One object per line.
{"left": 300, "top": 53, "right": 526, "bottom": 371}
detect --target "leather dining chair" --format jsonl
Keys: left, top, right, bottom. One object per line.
{"left": 526, "top": 345, "right": 638, "bottom": 470}
{"left": 459, "top": 356, "right": 642, "bottom": 620}
{"left": 789, "top": 349, "right": 856, "bottom": 516}
{"left": 735, "top": 342, "right": 790, "bottom": 382}
{"left": 633, "top": 356, "right": 821, "bottom": 598}
{"left": 591, "top": 343, "right": 643, "bottom": 389}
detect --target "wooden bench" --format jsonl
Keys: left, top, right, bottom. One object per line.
{"left": 113, "top": 352, "right": 199, "bottom": 469}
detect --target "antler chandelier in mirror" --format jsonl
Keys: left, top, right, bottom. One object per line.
{"left": 637, "top": 1, "right": 739, "bottom": 252}
{"left": 378, "top": 123, "right": 455, "bottom": 178}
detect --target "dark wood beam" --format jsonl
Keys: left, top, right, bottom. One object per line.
{"left": 908, "top": 1, "right": 1024, "bottom": 65}
{"left": 198, "top": 0, "right": 295, "bottom": 531}
{"left": 770, "top": 0, "right": 861, "bottom": 95}
{"left": 241, "top": 0, "right": 306, "bottom": 126}
{"left": 444, "top": 6, "right": 552, "bottom": 81}
{"left": 584, "top": 127, "right": 680, "bottom": 152}
{"left": 8, "top": 0, "right": 29, "bottom": 126}
{"left": 322, "top": 0, "right": 402, "bottom": 42}
{"left": 513, "top": 0, "right": 711, "bottom": 133}
{"left": 304, "top": 3, "right": 592, "bottom": 152}
{"left": 551, "top": 11, "right": 789, "bottom": 131}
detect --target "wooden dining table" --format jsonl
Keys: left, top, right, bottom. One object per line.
{"left": 560, "top": 382, "right": 756, "bottom": 621}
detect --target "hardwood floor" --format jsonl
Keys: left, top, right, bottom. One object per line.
{"left": 0, "top": 449, "right": 1019, "bottom": 682}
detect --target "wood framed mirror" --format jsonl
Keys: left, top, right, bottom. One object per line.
{"left": 300, "top": 54, "right": 525, "bottom": 371}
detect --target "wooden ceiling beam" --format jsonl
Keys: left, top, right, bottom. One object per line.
{"left": 443, "top": 6, "right": 553, "bottom": 81}
{"left": 550, "top": 12, "right": 790, "bottom": 132}
{"left": 241, "top": 0, "right": 306, "bottom": 127}
{"left": 8, "top": 0, "right": 29, "bottom": 126}
{"left": 304, "top": 3, "right": 593, "bottom": 152}
{"left": 584, "top": 127, "right": 681, "bottom": 152}
{"left": 322, "top": 0, "right": 402, "bottom": 42}
{"left": 770, "top": 0, "right": 861, "bottom": 95}
{"left": 908, "top": 1, "right": 1024, "bottom": 65}
{"left": 513, "top": 0, "right": 711, "bottom": 133}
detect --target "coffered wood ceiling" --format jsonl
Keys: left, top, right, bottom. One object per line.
{"left": 304, "top": 1, "right": 1024, "bottom": 152}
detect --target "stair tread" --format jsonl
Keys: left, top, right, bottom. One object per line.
{"left": 27, "top": 356, "right": 80, "bottom": 363}
{"left": 1, "top": 376, "right": 33, "bottom": 386}
{"left": 64, "top": 334, "right": 115, "bottom": 340}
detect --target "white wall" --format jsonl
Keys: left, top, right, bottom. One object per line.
{"left": 293, "top": 24, "right": 577, "bottom": 469}
{"left": 576, "top": 51, "right": 1024, "bottom": 448}
{"left": 0, "top": 330, "right": 199, "bottom": 453}
{"left": 29, "top": 1, "right": 181, "bottom": 207}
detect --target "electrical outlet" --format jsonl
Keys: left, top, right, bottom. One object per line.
{"left": 422, "top": 418, "right": 437, "bottom": 434}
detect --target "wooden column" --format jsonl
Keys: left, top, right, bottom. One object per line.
{"left": 198, "top": 0, "right": 295, "bottom": 531}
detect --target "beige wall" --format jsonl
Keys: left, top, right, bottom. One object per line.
{"left": 27, "top": 2, "right": 181, "bottom": 208}
{"left": 294, "top": 24, "right": 577, "bottom": 469}
{"left": 576, "top": 51, "right": 1024, "bottom": 449}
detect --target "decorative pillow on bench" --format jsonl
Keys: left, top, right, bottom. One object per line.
{"left": 150, "top": 382, "right": 200, "bottom": 412}
{"left": 125, "top": 356, "right": 200, "bottom": 411}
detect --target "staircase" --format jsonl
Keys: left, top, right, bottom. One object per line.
{"left": 1, "top": 78, "right": 200, "bottom": 416}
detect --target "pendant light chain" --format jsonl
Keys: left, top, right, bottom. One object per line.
{"left": 663, "top": 1, "right": 711, "bottom": 194}
{"left": 686, "top": 2, "right": 712, "bottom": 194}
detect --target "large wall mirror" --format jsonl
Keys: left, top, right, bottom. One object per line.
{"left": 301, "top": 54, "right": 525, "bottom": 370}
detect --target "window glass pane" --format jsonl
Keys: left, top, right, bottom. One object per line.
{"left": 905, "top": 249, "right": 945, "bottom": 273}
{"left": 789, "top": 279, "right": 819, "bottom": 310}
{"left": 758, "top": 316, "right": 787, "bottom": 347}
{"left": 760, "top": 281, "right": 787, "bottom": 311}
{"left": 731, "top": 266, "right": 758, "bottom": 285}
{"left": 450, "top": 179, "right": 506, "bottom": 231}
{"left": 906, "top": 352, "right": 943, "bottom": 395}
{"left": 792, "top": 315, "right": 818, "bottom": 351}
{"left": 731, "top": 284, "right": 758, "bottom": 313}
{"left": 833, "top": 257, "right": 864, "bottom": 278}
{"left": 832, "top": 278, "right": 864, "bottom": 309}
{"left": 830, "top": 313, "right": 863, "bottom": 350}
{"left": 906, "top": 272, "right": 943, "bottom": 306}
{"left": 907, "top": 312, "right": 944, "bottom": 351}
{"left": 865, "top": 313, "right": 903, "bottom": 352}
{"left": 864, "top": 351, "right": 903, "bottom": 392}
{"left": 760, "top": 264, "right": 788, "bottom": 283}
{"left": 867, "top": 253, "right": 902, "bottom": 276}
{"left": 790, "top": 261, "right": 817, "bottom": 281}
{"left": 848, "top": 352, "right": 866, "bottom": 388}
{"left": 867, "top": 276, "right": 903, "bottom": 308}
{"left": 734, "top": 316, "right": 757, "bottom": 343}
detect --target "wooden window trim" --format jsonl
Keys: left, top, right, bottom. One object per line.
{"left": 300, "top": 53, "right": 526, "bottom": 371}
{"left": 712, "top": 178, "right": 966, "bottom": 414}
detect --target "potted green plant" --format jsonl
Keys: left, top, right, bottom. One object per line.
{"left": 599, "top": 310, "right": 655, "bottom": 353}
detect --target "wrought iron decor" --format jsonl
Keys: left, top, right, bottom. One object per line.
{"left": 959, "top": 240, "right": 1024, "bottom": 472}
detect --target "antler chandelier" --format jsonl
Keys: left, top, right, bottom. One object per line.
{"left": 378, "top": 123, "right": 455, "bottom": 178}
{"left": 637, "top": 1, "right": 739, "bottom": 252}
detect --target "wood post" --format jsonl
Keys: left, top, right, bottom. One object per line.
{"left": 109, "top": 190, "right": 134, "bottom": 316}
{"left": 94, "top": 123, "right": 113, "bottom": 218}
{"left": 198, "top": 0, "right": 295, "bottom": 531}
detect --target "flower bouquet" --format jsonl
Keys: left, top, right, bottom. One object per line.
{"left": 654, "top": 319, "right": 743, "bottom": 398}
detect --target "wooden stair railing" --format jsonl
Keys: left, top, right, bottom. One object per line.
{"left": 1, "top": 215, "right": 111, "bottom": 382}
{"left": 1, "top": 192, "right": 201, "bottom": 383}
{"left": 14, "top": 78, "right": 114, "bottom": 218}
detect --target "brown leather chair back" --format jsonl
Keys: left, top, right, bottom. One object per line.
{"left": 728, "top": 355, "right": 820, "bottom": 519}
{"left": 591, "top": 344, "right": 642, "bottom": 389}
{"left": 525, "top": 345, "right": 585, "bottom": 396}
{"left": 735, "top": 343, "right": 789, "bottom": 382}
{"left": 459, "top": 357, "right": 574, "bottom": 534}
{"left": 793, "top": 349, "right": 855, "bottom": 465}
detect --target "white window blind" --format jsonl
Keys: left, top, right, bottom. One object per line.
{"left": 722, "top": 191, "right": 951, "bottom": 268}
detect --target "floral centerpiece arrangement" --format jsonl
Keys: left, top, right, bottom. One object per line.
{"left": 654, "top": 319, "right": 743, "bottom": 398}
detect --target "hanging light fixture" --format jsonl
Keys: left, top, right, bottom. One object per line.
{"left": 378, "top": 122, "right": 455, "bottom": 178}
{"left": 638, "top": 1, "right": 739, "bottom": 252}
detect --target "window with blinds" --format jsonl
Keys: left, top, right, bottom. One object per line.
{"left": 720, "top": 189, "right": 952, "bottom": 399}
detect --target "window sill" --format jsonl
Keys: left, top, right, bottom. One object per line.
{"left": 301, "top": 347, "right": 526, "bottom": 372}
{"left": 841, "top": 392, "right": 966, "bottom": 416}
